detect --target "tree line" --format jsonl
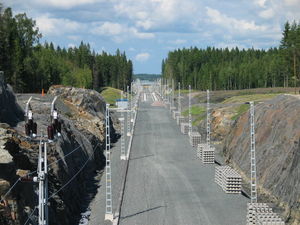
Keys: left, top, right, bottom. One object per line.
{"left": 162, "top": 21, "right": 300, "bottom": 91}
{"left": 0, "top": 5, "right": 133, "bottom": 93}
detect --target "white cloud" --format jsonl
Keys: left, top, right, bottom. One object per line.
{"left": 259, "top": 8, "right": 275, "bottom": 19}
{"left": 169, "top": 39, "right": 187, "bottom": 45}
{"left": 135, "top": 52, "right": 150, "bottom": 62}
{"left": 91, "top": 22, "right": 154, "bottom": 42}
{"left": 284, "top": 0, "right": 299, "bottom": 6}
{"left": 114, "top": 0, "right": 199, "bottom": 31}
{"left": 36, "top": 15, "right": 82, "bottom": 36}
{"left": 32, "top": 0, "right": 102, "bottom": 9}
{"left": 206, "top": 7, "right": 267, "bottom": 33}
{"left": 254, "top": 0, "right": 268, "bottom": 8}
{"left": 68, "top": 43, "right": 76, "bottom": 48}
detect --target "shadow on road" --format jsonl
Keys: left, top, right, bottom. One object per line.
{"left": 130, "top": 154, "right": 154, "bottom": 160}
{"left": 121, "top": 205, "right": 165, "bottom": 220}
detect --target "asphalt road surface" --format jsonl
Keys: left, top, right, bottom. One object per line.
{"left": 119, "top": 91, "right": 249, "bottom": 225}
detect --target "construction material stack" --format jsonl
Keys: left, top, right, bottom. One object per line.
{"left": 189, "top": 132, "right": 201, "bottom": 147}
{"left": 215, "top": 166, "right": 241, "bottom": 193}
{"left": 246, "top": 203, "right": 285, "bottom": 225}
{"left": 197, "top": 143, "right": 206, "bottom": 159}
{"left": 201, "top": 145, "right": 215, "bottom": 164}
{"left": 177, "top": 116, "right": 188, "bottom": 125}
{"left": 172, "top": 110, "right": 180, "bottom": 120}
{"left": 180, "top": 122, "right": 189, "bottom": 135}
{"left": 170, "top": 106, "right": 176, "bottom": 113}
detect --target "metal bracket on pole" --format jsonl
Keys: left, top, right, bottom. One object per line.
{"left": 105, "top": 104, "right": 113, "bottom": 221}
{"left": 250, "top": 101, "right": 257, "bottom": 203}
{"left": 206, "top": 90, "right": 210, "bottom": 148}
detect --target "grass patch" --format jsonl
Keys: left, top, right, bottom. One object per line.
{"left": 100, "top": 87, "right": 123, "bottom": 106}
{"left": 182, "top": 105, "right": 206, "bottom": 126}
{"left": 231, "top": 104, "right": 250, "bottom": 120}
{"left": 174, "top": 89, "right": 196, "bottom": 94}
{"left": 222, "top": 93, "right": 280, "bottom": 104}
{"left": 182, "top": 105, "right": 206, "bottom": 116}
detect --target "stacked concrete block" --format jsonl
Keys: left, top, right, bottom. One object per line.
{"left": 202, "top": 146, "right": 215, "bottom": 164}
{"left": 180, "top": 122, "right": 189, "bottom": 135}
{"left": 177, "top": 116, "right": 188, "bottom": 125}
{"left": 215, "top": 165, "right": 241, "bottom": 193}
{"left": 189, "top": 132, "right": 201, "bottom": 147}
{"left": 256, "top": 214, "right": 285, "bottom": 225}
{"left": 246, "top": 203, "right": 285, "bottom": 225}
{"left": 169, "top": 106, "right": 176, "bottom": 112}
{"left": 197, "top": 143, "right": 207, "bottom": 159}
{"left": 172, "top": 110, "right": 180, "bottom": 120}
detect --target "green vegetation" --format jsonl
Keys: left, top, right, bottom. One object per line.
{"left": 231, "top": 104, "right": 250, "bottom": 121}
{"left": 182, "top": 105, "right": 206, "bottom": 116}
{"left": 100, "top": 87, "right": 122, "bottom": 106}
{"left": 182, "top": 106, "right": 206, "bottom": 126}
{"left": 162, "top": 21, "right": 300, "bottom": 91}
{"left": 0, "top": 5, "right": 132, "bottom": 93}
{"left": 222, "top": 93, "right": 281, "bottom": 104}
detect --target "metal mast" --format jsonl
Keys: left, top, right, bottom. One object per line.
{"left": 206, "top": 90, "right": 211, "bottom": 148}
{"left": 120, "top": 92, "right": 126, "bottom": 160}
{"left": 250, "top": 101, "right": 257, "bottom": 203}
{"left": 34, "top": 139, "right": 48, "bottom": 225}
{"left": 178, "top": 82, "right": 181, "bottom": 113}
{"left": 127, "top": 86, "right": 131, "bottom": 136}
{"left": 105, "top": 104, "right": 113, "bottom": 221}
{"left": 172, "top": 79, "right": 175, "bottom": 108}
{"left": 188, "top": 85, "right": 192, "bottom": 135}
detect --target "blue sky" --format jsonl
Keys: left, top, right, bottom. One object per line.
{"left": 4, "top": 0, "right": 300, "bottom": 74}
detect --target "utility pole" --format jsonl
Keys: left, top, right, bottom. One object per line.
{"left": 130, "top": 82, "right": 134, "bottom": 123}
{"left": 105, "top": 104, "right": 113, "bottom": 221}
{"left": 172, "top": 79, "right": 175, "bottom": 108}
{"left": 120, "top": 91, "right": 126, "bottom": 160}
{"left": 249, "top": 101, "right": 257, "bottom": 203}
{"left": 206, "top": 90, "right": 211, "bottom": 148}
{"left": 127, "top": 86, "right": 131, "bottom": 137}
{"left": 33, "top": 139, "right": 48, "bottom": 225}
{"left": 188, "top": 85, "right": 192, "bottom": 135}
{"left": 178, "top": 82, "right": 181, "bottom": 113}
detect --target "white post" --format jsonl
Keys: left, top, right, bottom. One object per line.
{"left": 120, "top": 91, "right": 126, "bottom": 160}
{"left": 105, "top": 104, "right": 113, "bottom": 221}
{"left": 188, "top": 85, "right": 192, "bottom": 135}
{"left": 250, "top": 101, "right": 257, "bottom": 203}
{"left": 127, "top": 86, "right": 131, "bottom": 136}
{"left": 44, "top": 142, "right": 48, "bottom": 225}
{"left": 206, "top": 90, "right": 211, "bottom": 148}
{"left": 178, "top": 82, "right": 181, "bottom": 113}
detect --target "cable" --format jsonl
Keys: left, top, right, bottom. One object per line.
{"left": 48, "top": 143, "right": 100, "bottom": 200}
{"left": 23, "top": 207, "right": 37, "bottom": 225}
{"left": 0, "top": 178, "right": 21, "bottom": 203}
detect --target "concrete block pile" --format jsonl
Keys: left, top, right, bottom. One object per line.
{"left": 197, "top": 143, "right": 206, "bottom": 158}
{"left": 202, "top": 146, "right": 215, "bottom": 164}
{"left": 246, "top": 203, "right": 285, "bottom": 225}
{"left": 176, "top": 116, "right": 188, "bottom": 125}
{"left": 180, "top": 123, "right": 189, "bottom": 135}
{"left": 215, "top": 166, "right": 241, "bottom": 193}
{"left": 172, "top": 110, "right": 180, "bottom": 120}
{"left": 189, "top": 132, "right": 201, "bottom": 147}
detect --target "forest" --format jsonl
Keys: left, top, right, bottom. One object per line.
{"left": 0, "top": 5, "right": 133, "bottom": 93}
{"left": 162, "top": 22, "right": 300, "bottom": 91}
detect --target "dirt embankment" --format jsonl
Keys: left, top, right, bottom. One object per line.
{"left": 0, "top": 82, "right": 119, "bottom": 225}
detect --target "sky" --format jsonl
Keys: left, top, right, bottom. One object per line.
{"left": 3, "top": 0, "right": 300, "bottom": 74}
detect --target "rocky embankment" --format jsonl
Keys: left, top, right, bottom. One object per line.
{"left": 193, "top": 93, "right": 299, "bottom": 225}
{"left": 224, "top": 95, "right": 300, "bottom": 225}
{"left": 0, "top": 81, "right": 118, "bottom": 225}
